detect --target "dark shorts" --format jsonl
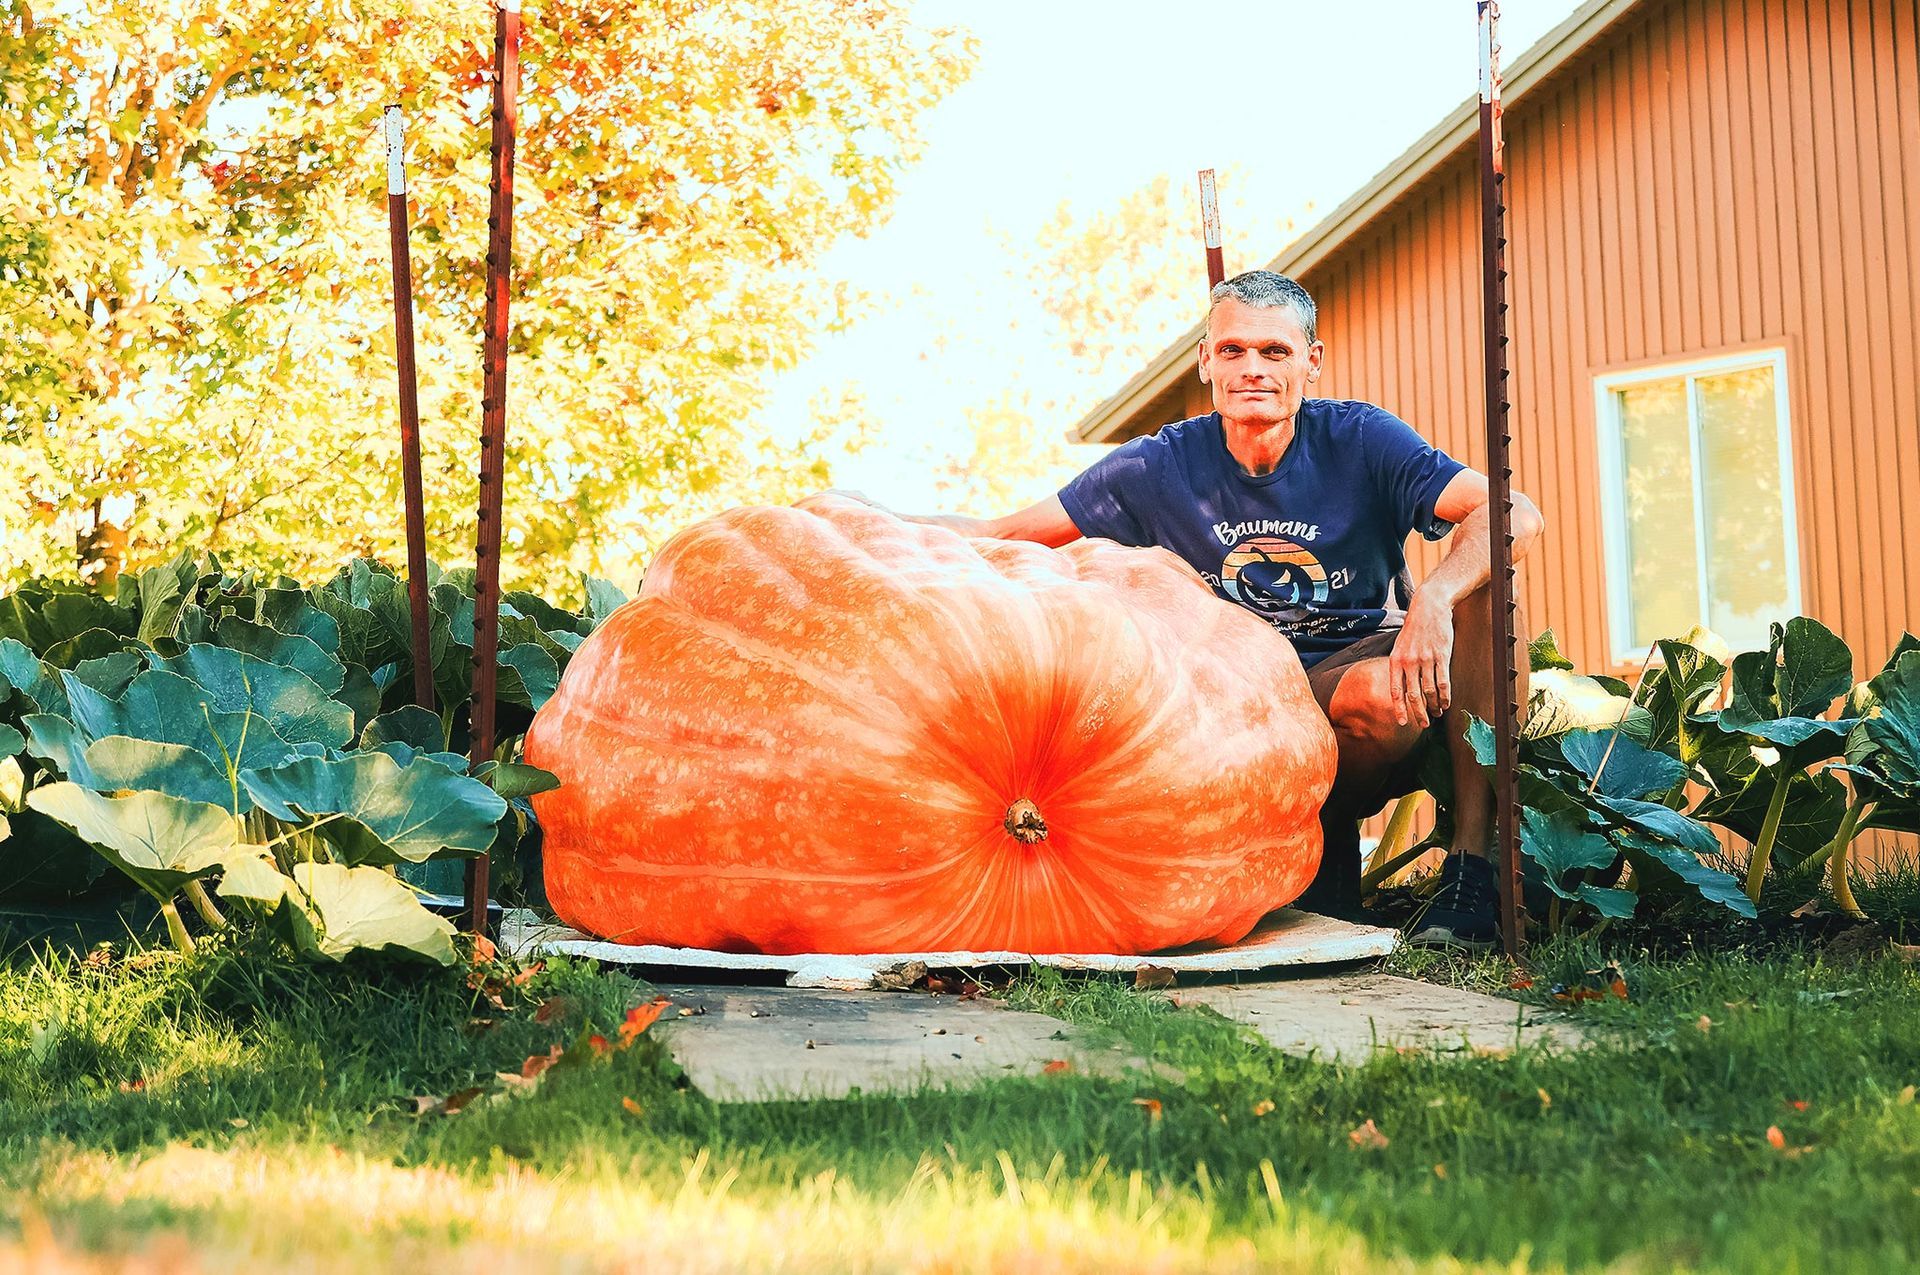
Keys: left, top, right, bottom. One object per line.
{"left": 1303, "top": 625, "right": 1445, "bottom": 817}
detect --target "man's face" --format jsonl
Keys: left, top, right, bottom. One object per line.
{"left": 1197, "top": 299, "right": 1324, "bottom": 429}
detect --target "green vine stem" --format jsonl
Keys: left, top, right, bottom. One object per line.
{"left": 1363, "top": 792, "right": 1427, "bottom": 884}
{"left": 1743, "top": 769, "right": 1795, "bottom": 905}
{"left": 159, "top": 898, "right": 196, "bottom": 955}
{"left": 183, "top": 879, "right": 228, "bottom": 930}
{"left": 1826, "top": 794, "right": 1868, "bottom": 918}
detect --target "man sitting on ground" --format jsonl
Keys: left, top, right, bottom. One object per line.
{"left": 866, "top": 270, "right": 1544, "bottom": 948}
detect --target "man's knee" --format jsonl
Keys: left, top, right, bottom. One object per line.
{"left": 1326, "top": 660, "right": 1428, "bottom": 754}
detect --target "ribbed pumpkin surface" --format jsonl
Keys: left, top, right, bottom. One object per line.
{"left": 525, "top": 494, "right": 1336, "bottom": 954}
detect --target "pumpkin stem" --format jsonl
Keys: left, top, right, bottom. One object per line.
{"left": 1004, "top": 798, "right": 1048, "bottom": 844}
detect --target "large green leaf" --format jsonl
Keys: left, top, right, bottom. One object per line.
{"left": 0, "top": 807, "right": 113, "bottom": 901}
{"left": 1524, "top": 669, "right": 1654, "bottom": 743}
{"left": 1466, "top": 716, "right": 1589, "bottom": 817}
{"left": 360, "top": 705, "right": 445, "bottom": 753}
{"left": 151, "top": 645, "right": 352, "bottom": 749}
{"left": 499, "top": 643, "right": 560, "bottom": 709}
{"left": 1641, "top": 637, "right": 1727, "bottom": 761}
{"left": 218, "top": 858, "right": 455, "bottom": 965}
{"left": 23, "top": 716, "right": 239, "bottom": 810}
{"left": 45, "top": 627, "right": 138, "bottom": 669}
{"left": 1518, "top": 806, "right": 1616, "bottom": 899}
{"left": 1592, "top": 795, "right": 1722, "bottom": 859}
{"left": 472, "top": 760, "right": 561, "bottom": 799}
{"left": 0, "top": 639, "right": 68, "bottom": 716}
{"left": 504, "top": 590, "right": 591, "bottom": 638}
{"left": 583, "top": 575, "right": 628, "bottom": 628}
{"left": 25, "top": 783, "right": 241, "bottom": 900}
{"left": 240, "top": 752, "right": 506, "bottom": 866}
{"left": 208, "top": 614, "right": 347, "bottom": 694}
{"left": 126, "top": 562, "right": 187, "bottom": 645}
{"left": 1857, "top": 650, "right": 1920, "bottom": 788}
{"left": 0, "top": 723, "right": 22, "bottom": 759}
{"left": 1619, "top": 832, "right": 1756, "bottom": 918}
{"left": 1527, "top": 629, "right": 1576, "bottom": 672}
{"left": 1557, "top": 729, "right": 1687, "bottom": 800}
{"left": 62, "top": 669, "right": 310, "bottom": 775}
{"left": 67, "top": 652, "right": 144, "bottom": 699}
{"left": 255, "top": 587, "right": 344, "bottom": 654}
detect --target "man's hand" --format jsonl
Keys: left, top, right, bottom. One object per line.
{"left": 1388, "top": 592, "right": 1456, "bottom": 727}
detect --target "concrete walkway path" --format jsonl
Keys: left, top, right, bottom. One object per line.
{"left": 654, "top": 984, "right": 1177, "bottom": 1102}
{"left": 1173, "top": 973, "right": 1591, "bottom": 1062}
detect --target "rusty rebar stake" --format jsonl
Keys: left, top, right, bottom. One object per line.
{"left": 1198, "top": 169, "right": 1225, "bottom": 291}
{"left": 1477, "top": 1, "right": 1525, "bottom": 959}
{"left": 467, "top": 0, "right": 522, "bottom": 935}
{"left": 384, "top": 107, "right": 435, "bottom": 712}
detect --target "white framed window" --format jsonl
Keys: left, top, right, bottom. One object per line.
{"left": 1593, "top": 349, "right": 1801, "bottom": 663}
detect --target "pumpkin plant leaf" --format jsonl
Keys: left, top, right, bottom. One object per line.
{"left": 1618, "top": 831, "right": 1756, "bottom": 918}
{"left": 0, "top": 639, "right": 68, "bottom": 716}
{"left": 151, "top": 644, "right": 353, "bottom": 750}
{"left": 583, "top": 575, "right": 628, "bottom": 628}
{"left": 1590, "top": 795, "right": 1722, "bottom": 859}
{"left": 1519, "top": 806, "right": 1617, "bottom": 899}
{"left": 240, "top": 752, "right": 506, "bottom": 866}
{"left": 470, "top": 760, "right": 561, "bottom": 799}
{"left": 206, "top": 614, "right": 346, "bottom": 695}
{"left": 1558, "top": 729, "right": 1687, "bottom": 800}
{"left": 222, "top": 858, "right": 456, "bottom": 966}
{"left": 22, "top": 716, "right": 240, "bottom": 810}
{"left": 1576, "top": 884, "right": 1638, "bottom": 919}
{"left": 360, "top": 705, "right": 447, "bottom": 753}
{"left": 1524, "top": 669, "right": 1654, "bottom": 743}
{"left": 1528, "top": 629, "right": 1576, "bottom": 672}
{"left": 24, "top": 783, "right": 241, "bottom": 901}
{"left": 62, "top": 669, "right": 309, "bottom": 775}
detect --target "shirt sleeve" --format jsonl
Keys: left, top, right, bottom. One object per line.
{"left": 1056, "top": 436, "right": 1155, "bottom": 546}
{"left": 1363, "top": 407, "right": 1468, "bottom": 541}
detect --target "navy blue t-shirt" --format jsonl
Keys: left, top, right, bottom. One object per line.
{"left": 1057, "top": 401, "right": 1467, "bottom": 668}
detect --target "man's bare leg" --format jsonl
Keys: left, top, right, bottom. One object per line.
{"left": 1323, "top": 583, "right": 1528, "bottom": 844}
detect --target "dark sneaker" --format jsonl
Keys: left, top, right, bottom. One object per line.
{"left": 1406, "top": 853, "right": 1500, "bottom": 950}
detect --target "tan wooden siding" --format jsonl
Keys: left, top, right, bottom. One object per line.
{"left": 1156, "top": 0, "right": 1919, "bottom": 867}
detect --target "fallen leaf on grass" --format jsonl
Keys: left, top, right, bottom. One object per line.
{"left": 1507, "top": 972, "right": 1535, "bottom": 991}
{"left": 1765, "top": 1125, "right": 1816, "bottom": 1158}
{"left": 619, "top": 998, "right": 672, "bottom": 1046}
{"left": 1433, "top": 1163, "right": 1448, "bottom": 1180}
{"left": 533, "top": 997, "right": 571, "bottom": 1024}
{"left": 510, "top": 960, "right": 545, "bottom": 987}
{"left": 227, "top": 1117, "right": 248, "bottom": 1128}
{"left": 1537, "top": 1088, "right": 1552, "bottom": 1112}
{"left": 621, "top": 1097, "right": 645, "bottom": 1118}
{"left": 118, "top": 1078, "right": 145, "bottom": 1093}
{"left": 412, "top": 1086, "right": 485, "bottom": 1117}
{"left": 1551, "top": 965, "right": 1629, "bottom": 1005}
{"left": 1897, "top": 1085, "right": 1915, "bottom": 1106}
{"left": 1251, "top": 1099, "right": 1275, "bottom": 1117}
{"left": 1042, "top": 1059, "right": 1072, "bottom": 1075}
{"left": 1696, "top": 1015, "right": 1714, "bottom": 1033}
{"left": 1134, "top": 965, "right": 1175, "bottom": 990}
{"left": 1131, "top": 1097, "right": 1163, "bottom": 1122}
{"left": 1348, "top": 1119, "right": 1389, "bottom": 1151}
{"left": 585, "top": 1033, "right": 611, "bottom": 1058}
{"left": 470, "top": 935, "right": 498, "bottom": 965}
{"left": 519, "top": 1043, "right": 565, "bottom": 1081}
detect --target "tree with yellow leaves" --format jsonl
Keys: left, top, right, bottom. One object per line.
{"left": 0, "top": 0, "right": 971, "bottom": 596}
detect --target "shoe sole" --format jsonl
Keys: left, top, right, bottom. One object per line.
{"left": 1404, "top": 924, "right": 1498, "bottom": 952}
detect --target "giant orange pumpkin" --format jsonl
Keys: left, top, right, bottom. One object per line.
{"left": 525, "top": 494, "right": 1336, "bottom": 954}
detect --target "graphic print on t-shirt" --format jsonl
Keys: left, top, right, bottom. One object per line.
{"left": 1218, "top": 535, "right": 1328, "bottom": 623}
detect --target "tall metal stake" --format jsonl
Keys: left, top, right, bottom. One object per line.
{"left": 1476, "top": 1, "right": 1524, "bottom": 958}
{"left": 1197, "top": 169, "right": 1225, "bottom": 291}
{"left": 468, "top": 0, "right": 522, "bottom": 935}
{"left": 385, "top": 107, "right": 435, "bottom": 712}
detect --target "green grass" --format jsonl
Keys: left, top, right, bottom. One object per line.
{"left": 0, "top": 929, "right": 1917, "bottom": 1272}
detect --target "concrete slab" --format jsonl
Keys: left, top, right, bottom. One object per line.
{"left": 652, "top": 984, "right": 1176, "bottom": 1102}
{"left": 1172, "top": 973, "right": 1591, "bottom": 1063}
{"left": 500, "top": 907, "right": 1398, "bottom": 989}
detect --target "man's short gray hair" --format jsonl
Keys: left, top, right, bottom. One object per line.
{"left": 1207, "top": 270, "right": 1318, "bottom": 345}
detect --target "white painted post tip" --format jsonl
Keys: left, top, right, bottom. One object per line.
{"left": 383, "top": 106, "right": 406, "bottom": 196}
{"left": 498, "top": 0, "right": 520, "bottom": 11}
{"left": 1477, "top": 3, "right": 1500, "bottom": 104}
{"left": 1198, "top": 169, "right": 1222, "bottom": 249}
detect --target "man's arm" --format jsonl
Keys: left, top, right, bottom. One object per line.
{"left": 837, "top": 492, "right": 1085, "bottom": 547}
{"left": 1388, "top": 469, "right": 1546, "bottom": 726}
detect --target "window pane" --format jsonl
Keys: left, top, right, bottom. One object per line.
{"left": 1698, "top": 367, "right": 1790, "bottom": 648}
{"left": 1618, "top": 379, "right": 1700, "bottom": 648}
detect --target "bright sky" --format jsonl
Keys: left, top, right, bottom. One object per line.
{"left": 761, "top": 0, "right": 1585, "bottom": 515}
